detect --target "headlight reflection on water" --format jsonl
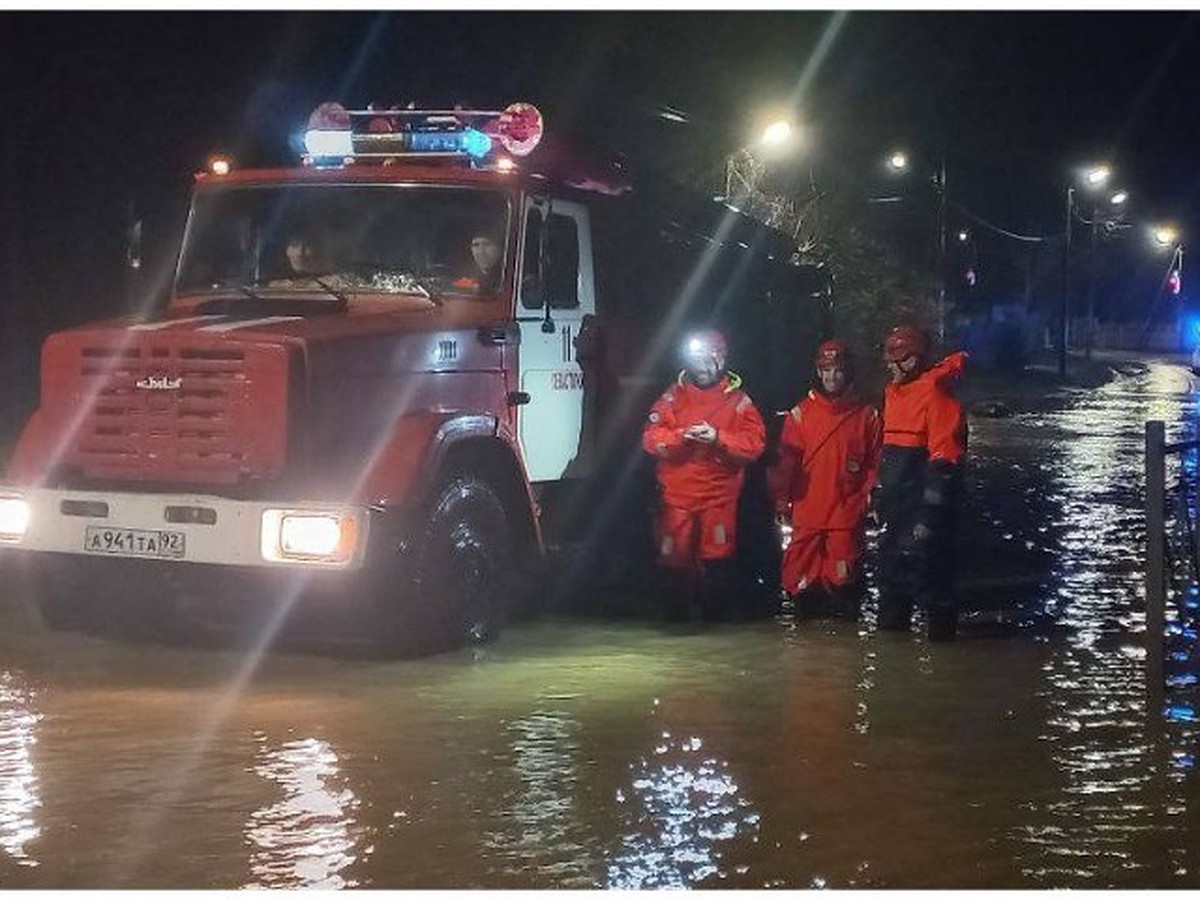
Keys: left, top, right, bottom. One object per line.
{"left": 606, "top": 732, "right": 759, "bottom": 890}
{"left": 0, "top": 672, "right": 41, "bottom": 866}
{"left": 244, "top": 735, "right": 363, "bottom": 889}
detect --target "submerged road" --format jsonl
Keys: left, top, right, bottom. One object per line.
{"left": 0, "top": 359, "right": 1197, "bottom": 888}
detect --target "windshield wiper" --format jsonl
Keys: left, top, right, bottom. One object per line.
{"left": 311, "top": 276, "right": 349, "bottom": 305}
{"left": 401, "top": 274, "right": 444, "bottom": 307}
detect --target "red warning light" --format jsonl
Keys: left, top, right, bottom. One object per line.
{"left": 308, "top": 102, "right": 351, "bottom": 131}
{"left": 488, "top": 102, "right": 544, "bottom": 157}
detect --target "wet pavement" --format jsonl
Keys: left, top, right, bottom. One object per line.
{"left": 1, "top": 359, "right": 1198, "bottom": 888}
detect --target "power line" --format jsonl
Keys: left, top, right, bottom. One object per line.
{"left": 949, "top": 199, "right": 1060, "bottom": 244}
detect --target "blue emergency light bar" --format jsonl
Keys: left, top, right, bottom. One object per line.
{"left": 301, "top": 102, "right": 542, "bottom": 167}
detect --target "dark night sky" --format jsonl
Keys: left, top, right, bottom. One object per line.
{"left": 2, "top": 9, "right": 1199, "bottom": 328}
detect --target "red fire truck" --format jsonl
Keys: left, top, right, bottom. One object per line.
{"left": 0, "top": 101, "right": 825, "bottom": 652}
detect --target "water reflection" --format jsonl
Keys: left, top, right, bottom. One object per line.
{"left": 483, "top": 708, "right": 599, "bottom": 886}
{"left": 0, "top": 671, "right": 41, "bottom": 866}
{"left": 244, "top": 734, "right": 363, "bottom": 889}
{"left": 1019, "top": 367, "right": 1194, "bottom": 884}
{"left": 606, "top": 730, "right": 759, "bottom": 889}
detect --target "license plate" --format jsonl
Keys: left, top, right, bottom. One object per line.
{"left": 83, "top": 526, "right": 186, "bottom": 560}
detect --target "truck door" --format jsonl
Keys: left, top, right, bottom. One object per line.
{"left": 516, "top": 197, "right": 595, "bottom": 482}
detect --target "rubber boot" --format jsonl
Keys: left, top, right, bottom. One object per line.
{"left": 877, "top": 591, "right": 913, "bottom": 631}
{"left": 831, "top": 581, "right": 864, "bottom": 622}
{"left": 793, "top": 586, "right": 829, "bottom": 620}
{"left": 700, "top": 559, "right": 739, "bottom": 622}
{"left": 655, "top": 566, "right": 694, "bottom": 622}
{"left": 926, "top": 608, "right": 957, "bottom": 643}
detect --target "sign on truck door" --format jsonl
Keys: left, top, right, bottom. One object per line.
{"left": 516, "top": 198, "right": 595, "bottom": 482}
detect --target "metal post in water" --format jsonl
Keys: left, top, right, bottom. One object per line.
{"left": 1145, "top": 419, "right": 1166, "bottom": 705}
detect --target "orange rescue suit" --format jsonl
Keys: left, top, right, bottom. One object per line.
{"left": 881, "top": 351, "right": 968, "bottom": 465}
{"left": 876, "top": 351, "right": 968, "bottom": 624}
{"left": 642, "top": 373, "right": 766, "bottom": 568}
{"left": 771, "top": 389, "right": 881, "bottom": 593}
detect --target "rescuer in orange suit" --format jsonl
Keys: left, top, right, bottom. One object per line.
{"left": 770, "top": 339, "right": 881, "bottom": 619}
{"left": 642, "top": 329, "right": 766, "bottom": 619}
{"left": 875, "top": 325, "right": 968, "bottom": 642}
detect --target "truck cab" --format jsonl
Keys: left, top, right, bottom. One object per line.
{"left": 0, "top": 100, "right": 827, "bottom": 651}
{"left": 0, "top": 103, "right": 600, "bottom": 651}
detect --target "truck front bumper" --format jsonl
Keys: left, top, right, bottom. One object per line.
{"left": 0, "top": 486, "right": 372, "bottom": 571}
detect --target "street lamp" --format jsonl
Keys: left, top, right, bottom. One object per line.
{"left": 723, "top": 116, "right": 803, "bottom": 239}
{"left": 1154, "top": 225, "right": 1180, "bottom": 247}
{"left": 1085, "top": 164, "right": 1112, "bottom": 187}
{"left": 1084, "top": 185, "right": 1128, "bottom": 361}
{"left": 886, "top": 148, "right": 948, "bottom": 342}
{"left": 1145, "top": 225, "right": 1184, "bottom": 350}
{"left": 1060, "top": 162, "right": 1116, "bottom": 374}
{"left": 760, "top": 119, "right": 794, "bottom": 149}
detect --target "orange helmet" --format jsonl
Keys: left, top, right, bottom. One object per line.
{"left": 815, "top": 339, "right": 850, "bottom": 371}
{"left": 882, "top": 325, "right": 929, "bottom": 363}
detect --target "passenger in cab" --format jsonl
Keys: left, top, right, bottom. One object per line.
{"left": 284, "top": 227, "right": 333, "bottom": 278}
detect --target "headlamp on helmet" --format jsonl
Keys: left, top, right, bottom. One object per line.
{"left": 681, "top": 329, "right": 728, "bottom": 386}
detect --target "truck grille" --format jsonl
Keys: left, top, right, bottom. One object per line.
{"left": 57, "top": 337, "right": 291, "bottom": 484}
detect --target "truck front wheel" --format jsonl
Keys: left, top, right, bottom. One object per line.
{"left": 407, "top": 475, "right": 511, "bottom": 651}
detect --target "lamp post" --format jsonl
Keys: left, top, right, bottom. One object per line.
{"left": 1059, "top": 163, "right": 1112, "bottom": 377}
{"left": 886, "top": 149, "right": 948, "bottom": 342}
{"left": 1144, "top": 225, "right": 1184, "bottom": 350}
{"left": 723, "top": 118, "right": 801, "bottom": 236}
{"left": 1084, "top": 188, "right": 1128, "bottom": 361}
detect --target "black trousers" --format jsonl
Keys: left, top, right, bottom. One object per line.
{"left": 877, "top": 503, "right": 959, "bottom": 627}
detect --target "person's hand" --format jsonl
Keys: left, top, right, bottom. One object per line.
{"left": 912, "top": 522, "right": 932, "bottom": 543}
{"left": 684, "top": 422, "right": 717, "bottom": 444}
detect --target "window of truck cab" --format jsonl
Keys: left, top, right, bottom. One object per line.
{"left": 175, "top": 184, "right": 512, "bottom": 301}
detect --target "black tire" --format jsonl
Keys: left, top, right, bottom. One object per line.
{"left": 402, "top": 475, "right": 512, "bottom": 653}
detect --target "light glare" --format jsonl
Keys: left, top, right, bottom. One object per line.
{"left": 304, "top": 129, "right": 353, "bottom": 159}
{"left": 261, "top": 509, "right": 356, "bottom": 564}
{"left": 761, "top": 120, "right": 793, "bottom": 147}
{"left": 1154, "top": 226, "right": 1179, "bottom": 247}
{"left": 0, "top": 498, "right": 30, "bottom": 541}
{"left": 1085, "top": 164, "right": 1111, "bottom": 187}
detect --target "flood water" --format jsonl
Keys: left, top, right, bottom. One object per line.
{"left": 1, "top": 359, "right": 1198, "bottom": 888}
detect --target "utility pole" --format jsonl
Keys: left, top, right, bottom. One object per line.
{"left": 1085, "top": 205, "right": 1099, "bottom": 361}
{"left": 1059, "top": 186, "right": 1074, "bottom": 378}
{"left": 936, "top": 157, "right": 947, "bottom": 345}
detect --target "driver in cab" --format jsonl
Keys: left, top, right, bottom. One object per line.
{"left": 453, "top": 230, "right": 503, "bottom": 293}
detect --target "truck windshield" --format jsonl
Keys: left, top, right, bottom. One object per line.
{"left": 176, "top": 184, "right": 511, "bottom": 300}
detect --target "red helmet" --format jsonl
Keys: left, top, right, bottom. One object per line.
{"left": 882, "top": 325, "right": 929, "bottom": 363}
{"left": 815, "top": 339, "right": 850, "bottom": 371}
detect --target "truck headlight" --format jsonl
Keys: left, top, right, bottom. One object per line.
{"left": 261, "top": 510, "right": 357, "bottom": 564}
{"left": 0, "top": 497, "right": 30, "bottom": 542}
